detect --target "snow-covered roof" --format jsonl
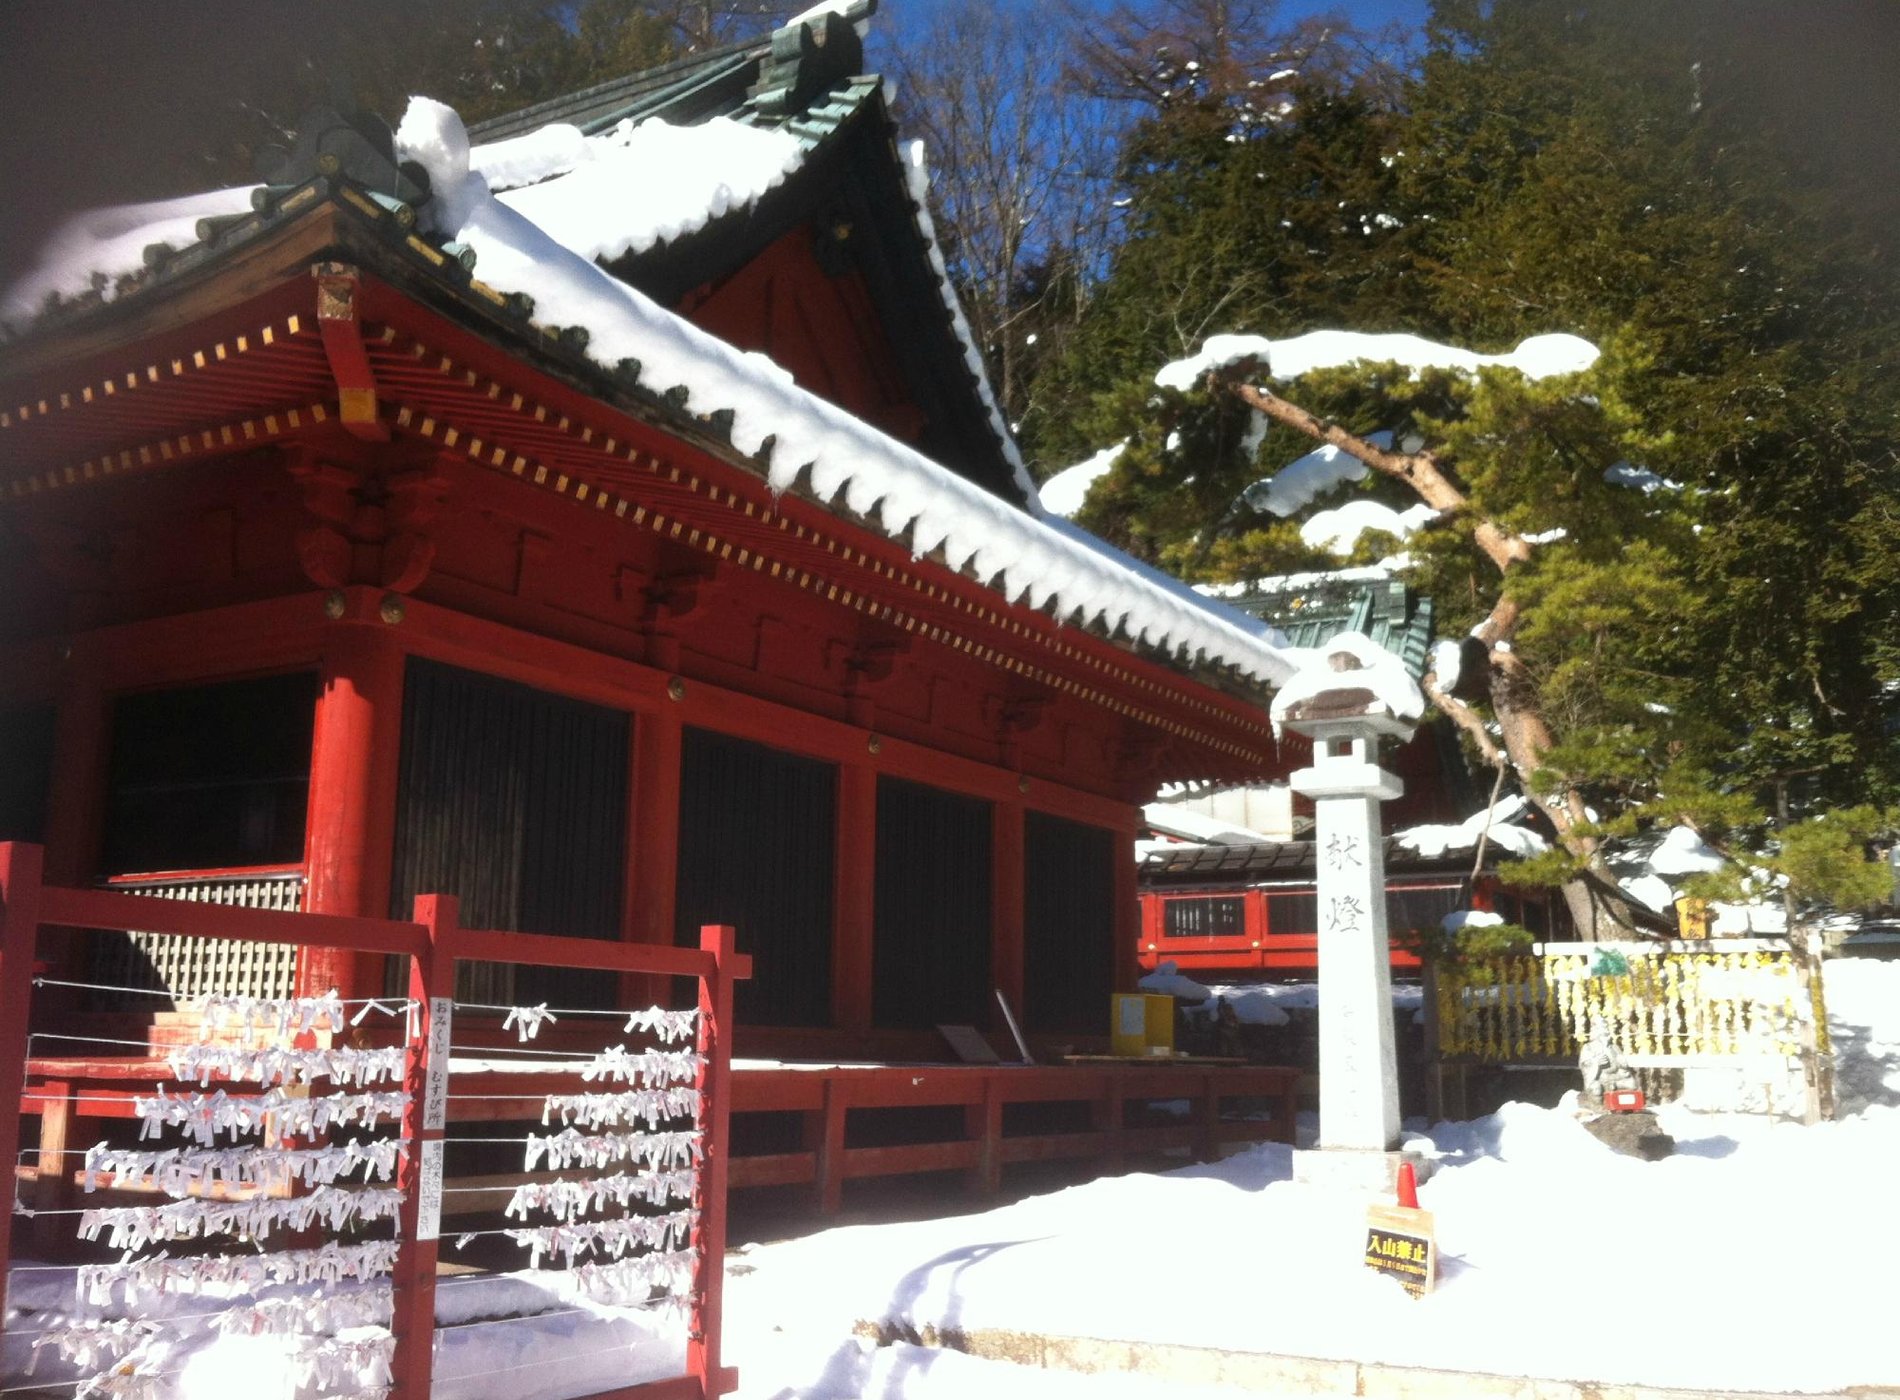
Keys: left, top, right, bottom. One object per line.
{"left": 0, "top": 186, "right": 257, "bottom": 327}
{"left": 380, "top": 96, "right": 1295, "bottom": 685}
{"left": 0, "top": 90, "right": 1300, "bottom": 693}
{"left": 1141, "top": 802, "right": 1274, "bottom": 846}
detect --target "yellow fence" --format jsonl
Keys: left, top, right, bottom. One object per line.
{"left": 1433, "top": 940, "right": 1829, "bottom": 1065}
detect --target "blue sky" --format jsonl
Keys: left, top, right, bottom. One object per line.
{"left": 880, "top": 0, "right": 1432, "bottom": 38}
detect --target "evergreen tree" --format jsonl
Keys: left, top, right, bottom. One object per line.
{"left": 1030, "top": 0, "right": 1900, "bottom": 920}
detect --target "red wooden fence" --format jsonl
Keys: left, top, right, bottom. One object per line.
{"left": 0, "top": 841, "right": 749, "bottom": 1400}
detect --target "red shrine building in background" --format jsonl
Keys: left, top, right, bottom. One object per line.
{"left": 0, "top": 7, "right": 1306, "bottom": 1080}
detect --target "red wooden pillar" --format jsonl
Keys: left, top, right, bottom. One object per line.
{"left": 990, "top": 799, "right": 1025, "bottom": 1033}
{"left": 0, "top": 842, "right": 47, "bottom": 1327}
{"left": 623, "top": 704, "right": 682, "bottom": 1007}
{"left": 1113, "top": 819, "right": 1141, "bottom": 995}
{"left": 390, "top": 892, "right": 455, "bottom": 1400}
{"left": 691, "top": 923, "right": 741, "bottom": 1397}
{"left": 301, "top": 620, "right": 404, "bottom": 999}
{"left": 832, "top": 763, "right": 877, "bottom": 1031}
{"left": 39, "top": 643, "right": 105, "bottom": 992}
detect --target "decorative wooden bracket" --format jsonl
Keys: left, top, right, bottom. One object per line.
{"left": 1111, "top": 733, "right": 1169, "bottom": 778}
{"left": 985, "top": 695, "right": 1050, "bottom": 767}
{"left": 313, "top": 263, "right": 388, "bottom": 441}
{"left": 287, "top": 453, "right": 446, "bottom": 593}
{"left": 827, "top": 638, "right": 907, "bottom": 688}
{"left": 635, "top": 566, "right": 719, "bottom": 671}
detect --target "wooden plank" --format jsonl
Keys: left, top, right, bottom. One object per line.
{"left": 837, "top": 1071, "right": 988, "bottom": 1110}
{"left": 969, "top": 1075, "right": 1002, "bottom": 1195}
{"left": 727, "top": 1152, "right": 817, "bottom": 1191}
{"left": 30, "top": 1079, "right": 72, "bottom": 1254}
{"left": 729, "top": 1074, "right": 826, "bottom": 1114}
{"left": 38, "top": 884, "right": 427, "bottom": 957}
{"left": 998, "top": 1131, "right": 1109, "bottom": 1166}
{"left": 816, "top": 1078, "right": 846, "bottom": 1214}
{"left": 444, "top": 925, "right": 747, "bottom": 981}
{"left": 841, "top": 1140, "right": 981, "bottom": 1178}
{"left": 1195, "top": 1071, "right": 1219, "bottom": 1163}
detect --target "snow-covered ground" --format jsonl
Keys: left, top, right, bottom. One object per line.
{"left": 722, "top": 956, "right": 1900, "bottom": 1398}
{"left": 8, "top": 959, "right": 1896, "bottom": 1398}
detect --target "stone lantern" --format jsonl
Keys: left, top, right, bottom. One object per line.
{"left": 1270, "top": 634, "right": 1426, "bottom": 1190}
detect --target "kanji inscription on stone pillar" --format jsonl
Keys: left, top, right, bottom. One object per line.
{"left": 1271, "top": 634, "right": 1425, "bottom": 1187}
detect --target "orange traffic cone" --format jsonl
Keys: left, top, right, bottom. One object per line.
{"left": 1396, "top": 1160, "right": 1420, "bottom": 1209}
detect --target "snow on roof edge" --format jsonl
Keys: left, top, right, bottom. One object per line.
{"left": 898, "top": 132, "right": 1041, "bottom": 510}
{"left": 396, "top": 98, "right": 1298, "bottom": 692}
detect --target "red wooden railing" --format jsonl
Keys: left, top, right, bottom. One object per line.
{"left": 0, "top": 841, "right": 749, "bottom": 1400}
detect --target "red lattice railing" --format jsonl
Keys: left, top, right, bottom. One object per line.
{"left": 0, "top": 841, "right": 748, "bottom": 1400}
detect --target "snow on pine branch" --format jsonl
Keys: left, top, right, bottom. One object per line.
{"left": 1155, "top": 329, "right": 1600, "bottom": 391}
{"left": 1395, "top": 795, "right": 1550, "bottom": 859}
{"left": 1300, "top": 498, "right": 1441, "bottom": 554}
{"left": 1243, "top": 436, "right": 1385, "bottom": 516}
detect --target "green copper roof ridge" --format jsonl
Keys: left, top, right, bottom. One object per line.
{"left": 471, "top": 36, "right": 769, "bottom": 142}
{"left": 578, "top": 50, "right": 765, "bottom": 135}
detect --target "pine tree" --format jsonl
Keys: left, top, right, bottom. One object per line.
{"left": 1029, "top": 0, "right": 1900, "bottom": 921}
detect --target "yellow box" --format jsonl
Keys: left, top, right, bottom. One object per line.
{"left": 1110, "top": 993, "right": 1175, "bottom": 1056}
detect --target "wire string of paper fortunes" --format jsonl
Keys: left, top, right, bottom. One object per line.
{"left": 503, "top": 1208, "right": 696, "bottom": 1268}
{"left": 523, "top": 1128, "right": 700, "bottom": 1173}
{"left": 83, "top": 1136, "right": 405, "bottom": 1193}
{"left": 77, "top": 1239, "right": 404, "bottom": 1306}
{"left": 577, "top": 1045, "right": 705, "bottom": 1086}
{"left": 49, "top": 987, "right": 415, "bottom": 1400}
{"left": 567, "top": 1248, "right": 699, "bottom": 1308}
{"left": 133, "top": 1086, "right": 411, "bottom": 1144}
{"left": 79, "top": 1185, "right": 407, "bottom": 1250}
{"left": 194, "top": 990, "right": 352, "bottom": 1040}
{"left": 26, "top": 1282, "right": 397, "bottom": 1372}
{"left": 166, "top": 1041, "right": 406, "bottom": 1088}
{"left": 539, "top": 1087, "right": 700, "bottom": 1130}
{"left": 502, "top": 1168, "right": 697, "bottom": 1223}
{"left": 462, "top": 1002, "right": 700, "bottom": 1046}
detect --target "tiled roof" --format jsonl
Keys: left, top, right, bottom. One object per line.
{"left": 1223, "top": 576, "right": 1434, "bottom": 676}
{"left": 469, "top": 38, "right": 772, "bottom": 143}
{"left": 1138, "top": 837, "right": 1486, "bottom": 882}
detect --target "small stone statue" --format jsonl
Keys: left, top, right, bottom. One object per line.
{"left": 1577, "top": 1027, "right": 1633, "bottom": 1110}
{"left": 1577, "top": 1026, "right": 1673, "bottom": 1159}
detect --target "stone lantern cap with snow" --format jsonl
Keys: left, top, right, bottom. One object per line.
{"left": 1271, "top": 633, "right": 1425, "bottom": 802}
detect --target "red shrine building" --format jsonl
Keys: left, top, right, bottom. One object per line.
{"left": 0, "top": 6, "right": 1305, "bottom": 1096}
